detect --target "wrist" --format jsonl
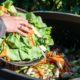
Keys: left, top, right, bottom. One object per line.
{"left": 0, "top": 17, "right": 6, "bottom": 37}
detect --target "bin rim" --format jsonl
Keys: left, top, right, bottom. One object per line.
{"left": 33, "top": 11, "right": 80, "bottom": 24}
{"left": 16, "top": 7, "right": 80, "bottom": 23}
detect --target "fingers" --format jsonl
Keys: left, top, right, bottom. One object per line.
{"left": 15, "top": 16, "right": 28, "bottom": 24}
{"left": 18, "top": 25, "right": 31, "bottom": 33}
{"left": 15, "top": 16, "right": 32, "bottom": 29}
{"left": 17, "top": 29, "right": 27, "bottom": 36}
{"left": 20, "top": 21, "right": 32, "bottom": 30}
{"left": 14, "top": 16, "right": 33, "bottom": 36}
{"left": 17, "top": 24, "right": 32, "bottom": 36}
{"left": 29, "top": 24, "right": 41, "bottom": 37}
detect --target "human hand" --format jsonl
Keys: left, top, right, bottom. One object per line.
{"left": 1, "top": 14, "right": 32, "bottom": 36}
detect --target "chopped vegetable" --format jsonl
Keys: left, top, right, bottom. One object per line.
{"left": 0, "top": 0, "right": 54, "bottom": 62}
{"left": 1, "top": 1, "right": 80, "bottom": 80}
{"left": 16, "top": 49, "right": 71, "bottom": 80}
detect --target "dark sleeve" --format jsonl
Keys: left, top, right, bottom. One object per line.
{"left": 0, "top": 17, "right": 6, "bottom": 37}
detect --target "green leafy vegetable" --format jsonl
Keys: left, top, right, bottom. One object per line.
{"left": 0, "top": 1, "right": 54, "bottom": 62}
{"left": 26, "top": 12, "right": 54, "bottom": 47}
{"left": 2, "top": 0, "right": 17, "bottom": 13}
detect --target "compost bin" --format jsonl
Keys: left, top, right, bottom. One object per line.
{"left": 0, "top": 11, "right": 80, "bottom": 80}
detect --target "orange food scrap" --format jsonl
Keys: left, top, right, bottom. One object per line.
{"left": 0, "top": 47, "right": 7, "bottom": 58}
{"left": 0, "top": 6, "right": 8, "bottom": 13}
{"left": 34, "top": 66, "right": 44, "bottom": 77}
{"left": 6, "top": 56, "right": 11, "bottom": 62}
{"left": 0, "top": 41, "right": 10, "bottom": 61}
{"left": 38, "top": 58, "right": 47, "bottom": 64}
{"left": 28, "top": 30, "right": 35, "bottom": 46}
{"left": 46, "top": 51, "right": 65, "bottom": 66}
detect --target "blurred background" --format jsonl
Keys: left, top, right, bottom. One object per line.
{"left": 12, "top": 0, "right": 80, "bottom": 14}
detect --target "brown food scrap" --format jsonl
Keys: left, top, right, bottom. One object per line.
{"left": 0, "top": 6, "right": 8, "bottom": 14}
{"left": 0, "top": 41, "right": 7, "bottom": 58}
{"left": 38, "top": 58, "right": 47, "bottom": 64}
{"left": 0, "top": 47, "right": 7, "bottom": 58}
{"left": 0, "top": 41, "right": 11, "bottom": 61}
{"left": 46, "top": 51, "right": 65, "bottom": 66}
{"left": 28, "top": 30, "right": 35, "bottom": 46}
{"left": 6, "top": 56, "right": 11, "bottom": 62}
{"left": 33, "top": 66, "right": 45, "bottom": 77}
{"left": 12, "top": 32, "right": 16, "bottom": 35}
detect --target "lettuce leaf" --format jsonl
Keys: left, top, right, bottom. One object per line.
{"left": 2, "top": 0, "right": 17, "bottom": 13}
{"left": 6, "top": 33, "right": 25, "bottom": 49}
{"left": 26, "top": 12, "right": 54, "bottom": 47}
{"left": 7, "top": 48, "right": 21, "bottom": 61}
{"left": 0, "top": 1, "right": 54, "bottom": 61}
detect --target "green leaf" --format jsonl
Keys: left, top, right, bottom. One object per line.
{"left": 21, "top": 37, "right": 32, "bottom": 48}
{"left": 17, "top": 12, "right": 26, "bottom": 19}
{"left": 6, "top": 33, "right": 25, "bottom": 49}
{"left": 26, "top": 12, "right": 54, "bottom": 47}
{"left": 0, "top": 12, "right": 53, "bottom": 62}
{"left": 27, "top": 47, "right": 43, "bottom": 60}
{"left": 0, "top": 38, "right": 3, "bottom": 53}
{"left": 7, "top": 48, "right": 21, "bottom": 61}
{"left": 2, "top": 0, "right": 13, "bottom": 9}
{"left": 19, "top": 48, "right": 30, "bottom": 60}
{"left": 19, "top": 46, "right": 43, "bottom": 61}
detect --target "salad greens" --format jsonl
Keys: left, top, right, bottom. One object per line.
{"left": 0, "top": 0, "right": 54, "bottom": 62}
{"left": 2, "top": 0, "right": 17, "bottom": 13}
{"left": 0, "top": 1, "right": 80, "bottom": 80}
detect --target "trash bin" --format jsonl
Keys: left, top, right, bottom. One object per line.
{"left": 0, "top": 10, "right": 80, "bottom": 80}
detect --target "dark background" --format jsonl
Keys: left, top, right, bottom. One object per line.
{"left": 12, "top": 0, "right": 80, "bottom": 14}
